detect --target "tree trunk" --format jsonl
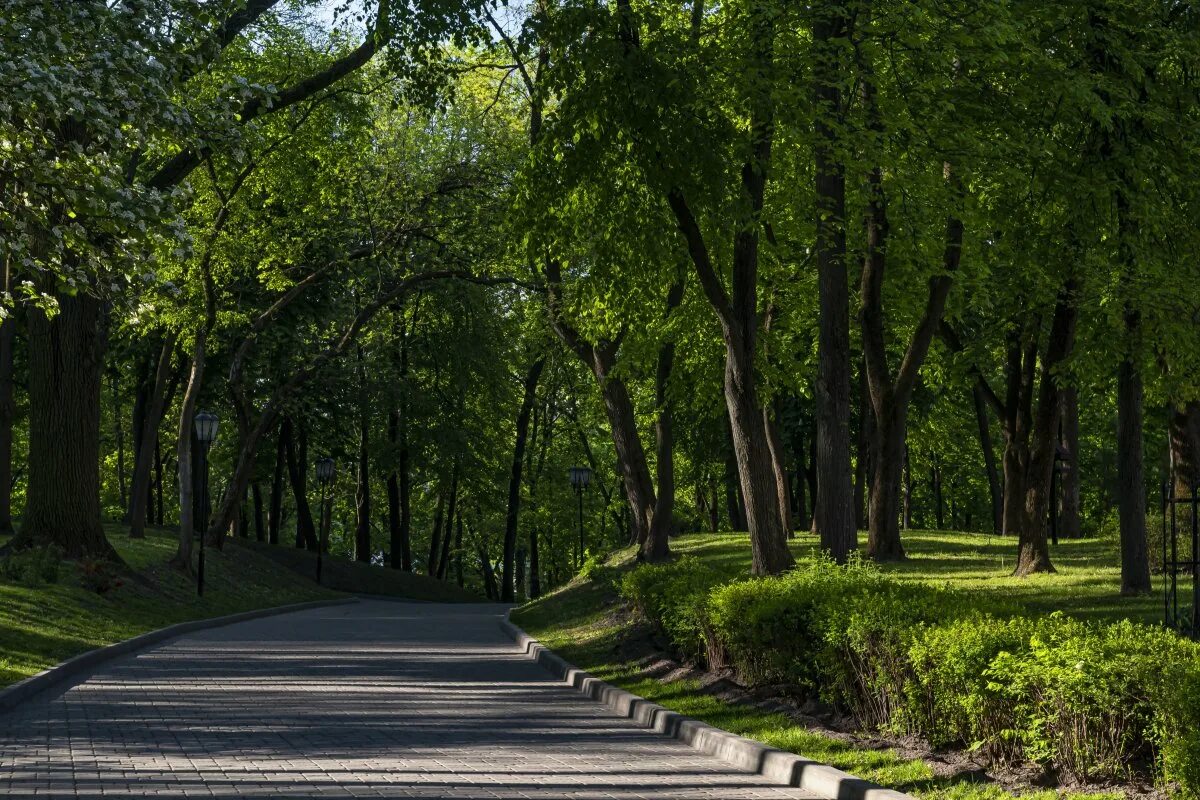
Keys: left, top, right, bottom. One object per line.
{"left": 112, "top": 371, "right": 128, "bottom": 514}
{"left": 1059, "top": 386, "right": 1081, "bottom": 539}
{"left": 792, "top": 422, "right": 809, "bottom": 533}
{"left": 154, "top": 437, "right": 165, "bottom": 525}
{"left": 812, "top": 6, "right": 856, "bottom": 564}
{"left": 1116, "top": 354, "right": 1151, "bottom": 593}
{"left": 932, "top": 458, "right": 945, "bottom": 529}
{"left": 645, "top": 277, "right": 686, "bottom": 561}
{"left": 502, "top": 358, "right": 544, "bottom": 600}
{"left": 129, "top": 334, "right": 178, "bottom": 539}
{"left": 21, "top": 294, "right": 114, "bottom": 559}
{"left": 251, "top": 482, "right": 265, "bottom": 542}
{"left": 0, "top": 294, "right": 16, "bottom": 535}
{"left": 428, "top": 488, "right": 445, "bottom": 576}
{"left": 595, "top": 360, "right": 657, "bottom": 546}
{"left": 903, "top": 444, "right": 913, "bottom": 530}
{"left": 268, "top": 423, "right": 285, "bottom": 545}
{"left": 455, "top": 509, "right": 464, "bottom": 588}
{"left": 283, "top": 416, "right": 318, "bottom": 551}
{"left": 763, "top": 400, "right": 793, "bottom": 539}
{"left": 354, "top": 347, "right": 371, "bottom": 563}
{"left": 1171, "top": 402, "right": 1200, "bottom": 493}
{"left": 972, "top": 382, "right": 1003, "bottom": 535}
{"left": 1013, "top": 284, "right": 1078, "bottom": 576}
{"left": 438, "top": 465, "right": 458, "bottom": 580}
{"left": 171, "top": 328, "right": 207, "bottom": 571}
{"left": 854, "top": 365, "right": 870, "bottom": 530}
{"left": 867, "top": 406, "right": 907, "bottom": 559}
{"left": 724, "top": 450, "right": 745, "bottom": 531}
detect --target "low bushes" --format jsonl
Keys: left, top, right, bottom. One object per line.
{"left": 0, "top": 545, "right": 62, "bottom": 586}
{"left": 617, "top": 556, "right": 1200, "bottom": 794}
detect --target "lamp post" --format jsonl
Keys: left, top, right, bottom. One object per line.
{"left": 193, "top": 410, "right": 220, "bottom": 597}
{"left": 568, "top": 466, "right": 591, "bottom": 569}
{"left": 315, "top": 457, "right": 335, "bottom": 584}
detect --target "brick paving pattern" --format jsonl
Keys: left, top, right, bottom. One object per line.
{"left": 0, "top": 600, "right": 816, "bottom": 798}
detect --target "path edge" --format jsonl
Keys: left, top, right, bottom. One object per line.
{"left": 0, "top": 597, "right": 357, "bottom": 713}
{"left": 499, "top": 614, "right": 914, "bottom": 800}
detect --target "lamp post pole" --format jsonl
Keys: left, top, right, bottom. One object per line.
{"left": 193, "top": 410, "right": 220, "bottom": 597}
{"left": 315, "top": 457, "right": 335, "bottom": 585}
{"left": 568, "top": 466, "right": 591, "bottom": 569}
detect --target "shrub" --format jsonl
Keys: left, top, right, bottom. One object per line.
{"left": 904, "top": 614, "right": 1036, "bottom": 761}
{"left": 0, "top": 545, "right": 63, "bottom": 586}
{"left": 619, "top": 557, "right": 720, "bottom": 661}
{"left": 77, "top": 558, "right": 123, "bottom": 594}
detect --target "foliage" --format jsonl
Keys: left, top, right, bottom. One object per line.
{"left": 620, "top": 544, "right": 1200, "bottom": 790}
{"left": 75, "top": 558, "right": 124, "bottom": 595}
{"left": 0, "top": 545, "right": 62, "bottom": 586}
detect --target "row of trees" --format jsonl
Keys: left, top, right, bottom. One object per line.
{"left": 3, "top": 0, "right": 1198, "bottom": 600}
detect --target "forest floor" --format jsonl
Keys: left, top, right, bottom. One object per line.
{"left": 0, "top": 525, "right": 481, "bottom": 690}
{"left": 511, "top": 530, "right": 1175, "bottom": 800}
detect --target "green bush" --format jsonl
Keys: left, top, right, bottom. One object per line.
{"left": 619, "top": 557, "right": 720, "bottom": 661}
{"left": 611, "top": 554, "right": 1200, "bottom": 793}
{"left": 0, "top": 545, "right": 63, "bottom": 586}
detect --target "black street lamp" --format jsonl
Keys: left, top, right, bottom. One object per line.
{"left": 568, "top": 466, "right": 592, "bottom": 569}
{"left": 315, "top": 457, "right": 335, "bottom": 584}
{"left": 193, "top": 410, "right": 219, "bottom": 597}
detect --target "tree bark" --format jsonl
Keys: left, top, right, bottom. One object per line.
{"left": 1059, "top": 386, "right": 1081, "bottom": 539}
{"left": 268, "top": 423, "right": 285, "bottom": 545}
{"left": 1117, "top": 348, "right": 1150, "bottom": 592}
{"left": 972, "top": 382, "right": 1003, "bottom": 535}
{"left": 438, "top": 465, "right": 458, "bottom": 580}
{"left": 251, "top": 482, "right": 265, "bottom": 542}
{"left": 811, "top": 5, "right": 856, "bottom": 564}
{"left": 428, "top": 488, "right": 445, "bottom": 576}
{"left": 646, "top": 277, "right": 686, "bottom": 561}
{"left": 763, "top": 400, "right": 793, "bottom": 538}
{"left": 354, "top": 345, "right": 371, "bottom": 563}
{"left": 1013, "top": 283, "right": 1078, "bottom": 576}
{"left": 20, "top": 294, "right": 115, "bottom": 559}
{"left": 129, "top": 333, "right": 178, "bottom": 539}
{"left": 283, "top": 416, "right": 318, "bottom": 551}
{"left": 1171, "top": 402, "right": 1200, "bottom": 493}
{"left": 502, "top": 357, "right": 544, "bottom": 600}
{"left": 0, "top": 288, "right": 16, "bottom": 535}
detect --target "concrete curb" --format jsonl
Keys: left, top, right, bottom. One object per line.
{"left": 500, "top": 615, "right": 913, "bottom": 800}
{"left": 0, "top": 597, "right": 358, "bottom": 713}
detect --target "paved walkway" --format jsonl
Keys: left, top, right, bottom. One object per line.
{"left": 0, "top": 600, "right": 815, "bottom": 798}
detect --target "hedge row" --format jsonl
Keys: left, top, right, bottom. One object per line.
{"left": 619, "top": 557, "right": 1200, "bottom": 794}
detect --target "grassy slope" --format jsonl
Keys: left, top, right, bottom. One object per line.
{"left": 513, "top": 530, "right": 1160, "bottom": 800}
{"left": 234, "top": 538, "right": 481, "bottom": 602}
{"left": 0, "top": 525, "right": 484, "bottom": 689}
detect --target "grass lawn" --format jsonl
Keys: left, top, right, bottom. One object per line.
{"left": 512, "top": 529, "right": 1171, "bottom": 800}
{"left": 0, "top": 525, "right": 363, "bottom": 689}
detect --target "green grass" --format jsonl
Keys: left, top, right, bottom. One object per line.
{"left": 235, "top": 538, "right": 483, "bottom": 603}
{"left": 0, "top": 525, "right": 337, "bottom": 689}
{"left": 512, "top": 529, "right": 1168, "bottom": 800}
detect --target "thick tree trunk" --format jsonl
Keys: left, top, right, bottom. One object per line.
{"left": 268, "top": 424, "right": 285, "bottom": 545}
{"left": 724, "top": 327, "right": 793, "bottom": 574}
{"left": 1013, "top": 284, "right": 1077, "bottom": 576}
{"left": 1116, "top": 355, "right": 1150, "bottom": 593}
{"left": 595, "top": 362, "right": 657, "bottom": 546}
{"left": 812, "top": 7, "right": 855, "bottom": 564}
{"left": 129, "top": 334, "right": 178, "bottom": 539}
{"left": 112, "top": 371, "right": 128, "bottom": 513}
{"left": 903, "top": 444, "right": 913, "bottom": 530}
{"left": 283, "top": 416, "right": 318, "bottom": 551}
{"left": 154, "top": 438, "right": 165, "bottom": 525}
{"left": 21, "top": 294, "right": 114, "bottom": 560}
{"left": 502, "top": 358, "right": 544, "bottom": 600}
{"left": 972, "top": 383, "right": 1003, "bottom": 535}
{"left": 646, "top": 344, "right": 676, "bottom": 561}
{"left": 1171, "top": 402, "right": 1200, "bottom": 493}
{"left": 1059, "top": 386, "right": 1081, "bottom": 539}
{"left": 867, "top": 407, "right": 907, "bottom": 560}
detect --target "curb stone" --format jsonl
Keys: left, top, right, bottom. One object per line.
{"left": 500, "top": 614, "right": 914, "bottom": 800}
{"left": 0, "top": 597, "right": 358, "bottom": 713}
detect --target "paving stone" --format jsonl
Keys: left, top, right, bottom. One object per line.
{"left": 0, "top": 601, "right": 815, "bottom": 799}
